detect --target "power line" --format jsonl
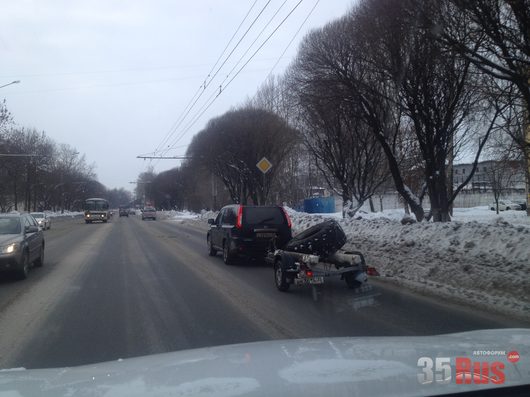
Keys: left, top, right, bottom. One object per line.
{"left": 222, "top": 0, "right": 289, "bottom": 88}
{"left": 223, "top": 0, "right": 305, "bottom": 95}
{"left": 165, "top": 2, "right": 291, "bottom": 150}
{"left": 265, "top": 0, "right": 320, "bottom": 80}
{"left": 152, "top": 0, "right": 270, "bottom": 160}
{"left": 151, "top": 0, "right": 259, "bottom": 158}
{"left": 203, "top": 0, "right": 261, "bottom": 88}
{"left": 137, "top": 155, "right": 192, "bottom": 160}
{"left": 163, "top": 0, "right": 306, "bottom": 152}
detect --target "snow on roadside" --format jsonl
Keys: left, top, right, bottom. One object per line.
{"left": 451, "top": 206, "right": 530, "bottom": 227}
{"left": 286, "top": 207, "right": 530, "bottom": 321}
{"left": 164, "top": 210, "right": 200, "bottom": 223}
{"left": 164, "top": 205, "right": 529, "bottom": 319}
{"left": 45, "top": 211, "right": 83, "bottom": 218}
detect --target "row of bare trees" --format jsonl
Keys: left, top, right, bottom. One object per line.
{"left": 0, "top": 101, "right": 107, "bottom": 212}
{"left": 138, "top": 107, "right": 301, "bottom": 212}
{"left": 139, "top": 0, "right": 528, "bottom": 222}
{"left": 284, "top": 0, "right": 529, "bottom": 221}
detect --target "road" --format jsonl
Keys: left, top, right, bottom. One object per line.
{"left": 0, "top": 214, "right": 528, "bottom": 369}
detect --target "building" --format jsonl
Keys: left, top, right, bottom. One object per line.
{"left": 453, "top": 160, "right": 525, "bottom": 193}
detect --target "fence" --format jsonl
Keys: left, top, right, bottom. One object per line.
{"left": 333, "top": 191, "right": 526, "bottom": 213}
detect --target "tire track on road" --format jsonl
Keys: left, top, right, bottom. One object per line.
{"left": 0, "top": 222, "right": 113, "bottom": 368}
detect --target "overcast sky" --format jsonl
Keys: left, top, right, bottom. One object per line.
{"left": 1, "top": 0, "right": 354, "bottom": 191}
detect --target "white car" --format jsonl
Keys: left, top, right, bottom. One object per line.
{"left": 489, "top": 200, "right": 522, "bottom": 211}
{"left": 30, "top": 212, "right": 51, "bottom": 229}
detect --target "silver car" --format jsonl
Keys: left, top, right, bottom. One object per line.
{"left": 489, "top": 200, "right": 522, "bottom": 211}
{"left": 30, "top": 212, "right": 52, "bottom": 230}
{"left": 0, "top": 213, "right": 45, "bottom": 279}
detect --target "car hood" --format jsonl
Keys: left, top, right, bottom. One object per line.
{"left": 0, "top": 329, "right": 528, "bottom": 397}
{"left": 0, "top": 234, "right": 21, "bottom": 246}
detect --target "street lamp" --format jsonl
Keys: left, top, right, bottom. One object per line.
{"left": 0, "top": 80, "right": 21, "bottom": 89}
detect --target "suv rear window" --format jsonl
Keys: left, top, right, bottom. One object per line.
{"left": 243, "top": 207, "right": 285, "bottom": 225}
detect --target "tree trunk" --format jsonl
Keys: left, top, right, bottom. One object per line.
{"left": 369, "top": 197, "right": 375, "bottom": 212}
{"left": 375, "top": 135, "right": 424, "bottom": 221}
{"left": 13, "top": 179, "right": 18, "bottom": 211}
{"left": 428, "top": 173, "right": 451, "bottom": 222}
{"left": 342, "top": 194, "right": 350, "bottom": 219}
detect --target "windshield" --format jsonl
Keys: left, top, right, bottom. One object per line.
{"left": 0, "top": 1, "right": 528, "bottom": 394}
{"left": 84, "top": 200, "right": 109, "bottom": 211}
{"left": 0, "top": 218, "right": 21, "bottom": 235}
{"left": 244, "top": 207, "right": 285, "bottom": 225}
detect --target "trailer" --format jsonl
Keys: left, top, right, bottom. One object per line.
{"left": 266, "top": 248, "right": 369, "bottom": 300}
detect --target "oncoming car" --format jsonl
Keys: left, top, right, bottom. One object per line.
{"left": 0, "top": 213, "right": 45, "bottom": 279}
{"left": 141, "top": 207, "right": 157, "bottom": 220}
{"left": 30, "top": 212, "right": 51, "bottom": 230}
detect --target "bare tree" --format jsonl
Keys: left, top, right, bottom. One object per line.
{"left": 441, "top": 0, "right": 530, "bottom": 214}
{"left": 285, "top": 12, "right": 426, "bottom": 219}
{"left": 287, "top": 46, "right": 390, "bottom": 216}
{"left": 487, "top": 158, "right": 520, "bottom": 213}
{"left": 251, "top": 75, "right": 309, "bottom": 207}
{"left": 187, "top": 107, "right": 297, "bottom": 205}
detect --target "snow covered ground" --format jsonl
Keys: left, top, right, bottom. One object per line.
{"left": 165, "top": 210, "right": 200, "bottom": 222}
{"left": 285, "top": 206, "right": 530, "bottom": 321}
{"left": 45, "top": 211, "right": 84, "bottom": 218}
{"left": 174, "top": 205, "right": 529, "bottom": 321}
{"left": 6, "top": 210, "right": 84, "bottom": 218}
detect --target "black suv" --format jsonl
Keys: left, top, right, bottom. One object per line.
{"left": 119, "top": 207, "right": 129, "bottom": 217}
{"left": 207, "top": 205, "right": 292, "bottom": 264}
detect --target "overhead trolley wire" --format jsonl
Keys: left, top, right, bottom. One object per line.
{"left": 265, "top": 0, "right": 320, "bottom": 80}
{"left": 152, "top": 0, "right": 268, "bottom": 159}
{"left": 163, "top": 0, "right": 306, "bottom": 151}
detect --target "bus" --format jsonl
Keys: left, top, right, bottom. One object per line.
{"left": 84, "top": 198, "right": 110, "bottom": 224}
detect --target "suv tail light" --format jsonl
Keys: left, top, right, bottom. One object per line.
{"left": 235, "top": 205, "right": 244, "bottom": 229}
{"left": 282, "top": 207, "right": 292, "bottom": 228}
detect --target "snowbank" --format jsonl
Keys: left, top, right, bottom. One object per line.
{"left": 287, "top": 207, "right": 530, "bottom": 320}
{"left": 167, "top": 210, "right": 199, "bottom": 219}
{"left": 164, "top": 209, "right": 219, "bottom": 223}
{"left": 45, "top": 211, "right": 83, "bottom": 218}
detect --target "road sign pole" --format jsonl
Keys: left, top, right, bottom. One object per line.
{"left": 256, "top": 157, "right": 273, "bottom": 205}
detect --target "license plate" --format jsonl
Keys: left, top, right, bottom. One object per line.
{"left": 309, "top": 276, "right": 324, "bottom": 284}
{"left": 256, "top": 233, "right": 275, "bottom": 238}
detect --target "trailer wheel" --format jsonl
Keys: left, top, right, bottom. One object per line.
{"left": 344, "top": 272, "right": 362, "bottom": 289}
{"left": 284, "top": 220, "right": 346, "bottom": 257}
{"left": 274, "top": 260, "right": 290, "bottom": 292}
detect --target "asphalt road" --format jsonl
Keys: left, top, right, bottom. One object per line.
{"left": 0, "top": 214, "right": 528, "bottom": 369}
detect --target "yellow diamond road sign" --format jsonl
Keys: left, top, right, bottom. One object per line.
{"left": 256, "top": 157, "right": 272, "bottom": 174}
